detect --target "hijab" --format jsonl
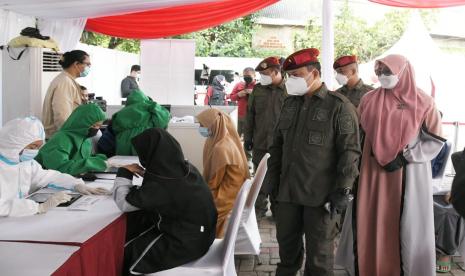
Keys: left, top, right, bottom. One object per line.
{"left": 211, "top": 75, "right": 226, "bottom": 97}
{"left": 131, "top": 128, "right": 188, "bottom": 179}
{"left": 359, "top": 54, "right": 434, "bottom": 166}
{"left": 196, "top": 108, "right": 249, "bottom": 181}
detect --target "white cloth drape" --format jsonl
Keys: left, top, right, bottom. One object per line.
{"left": 38, "top": 18, "right": 86, "bottom": 52}
{"left": 0, "top": 0, "right": 216, "bottom": 19}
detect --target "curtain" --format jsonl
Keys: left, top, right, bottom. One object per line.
{"left": 369, "top": 0, "right": 465, "bottom": 8}
{"left": 38, "top": 18, "right": 87, "bottom": 52}
{"left": 85, "top": 0, "right": 278, "bottom": 39}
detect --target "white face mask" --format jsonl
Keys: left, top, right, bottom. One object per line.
{"left": 378, "top": 74, "right": 399, "bottom": 89}
{"left": 260, "top": 74, "right": 273, "bottom": 86}
{"left": 335, "top": 73, "right": 349, "bottom": 86}
{"left": 285, "top": 75, "right": 311, "bottom": 96}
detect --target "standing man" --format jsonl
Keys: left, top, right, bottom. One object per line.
{"left": 244, "top": 57, "right": 287, "bottom": 219}
{"left": 266, "top": 48, "right": 361, "bottom": 276}
{"left": 121, "top": 65, "right": 141, "bottom": 98}
{"left": 230, "top": 67, "right": 256, "bottom": 138}
{"left": 333, "top": 55, "right": 373, "bottom": 107}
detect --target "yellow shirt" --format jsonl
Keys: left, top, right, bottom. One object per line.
{"left": 42, "top": 72, "right": 82, "bottom": 138}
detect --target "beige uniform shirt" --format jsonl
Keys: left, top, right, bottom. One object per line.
{"left": 42, "top": 72, "right": 82, "bottom": 138}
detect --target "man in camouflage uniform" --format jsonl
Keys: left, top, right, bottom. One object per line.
{"left": 333, "top": 55, "right": 373, "bottom": 108}
{"left": 244, "top": 56, "right": 287, "bottom": 218}
{"left": 266, "top": 48, "right": 361, "bottom": 276}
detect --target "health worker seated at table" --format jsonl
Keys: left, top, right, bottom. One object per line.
{"left": 197, "top": 108, "right": 249, "bottom": 238}
{"left": 0, "top": 117, "right": 108, "bottom": 217}
{"left": 36, "top": 104, "right": 108, "bottom": 176}
{"left": 112, "top": 89, "right": 170, "bottom": 155}
{"left": 112, "top": 128, "right": 217, "bottom": 275}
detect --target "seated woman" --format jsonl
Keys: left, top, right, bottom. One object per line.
{"left": 113, "top": 128, "right": 217, "bottom": 275}
{"left": 196, "top": 108, "right": 249, "bottom": 238}
{"left": 112, "top": 89, "right": 170, "bottom": 155}
{"left": 0, "top": 117, "right": 108, "bottom": 217}
{"left": 434, "top": 149, "right": 465, "bottom": 273}
{"left": 35, "top": 104, "right": 108, "bottom": 176}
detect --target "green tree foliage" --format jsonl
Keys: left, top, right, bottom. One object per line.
{"left": 176, "top": 15, "right": 286, "bottom": 57}
{"left": 293, "top": 1, "right": 436, "bottom": 63}
{"left": 80, "top": 31, "right": 140, "bottom": 53}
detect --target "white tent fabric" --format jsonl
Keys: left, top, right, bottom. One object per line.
{"left": 0, "top": 0, "right": 218, "bottom": 19}
{"left": 359, "top": 12, "right": 443, "bottom": 96}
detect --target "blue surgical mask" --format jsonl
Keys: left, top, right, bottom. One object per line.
{"left": 80, "top": 66, "right": 91, "bottom": 78}
{"left": 198, "top": 127, "right": 211, "bottom": 138}
{"left": 19, "top": 149, "right": 39, "bottom": 162}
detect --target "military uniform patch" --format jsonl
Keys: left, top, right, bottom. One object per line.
{"left": 308, "top": 131, "right": 324, "bottom": 145}
{"left": 338, "top": 114, "right": 354, "bottom": 134}
{"left": 313, "top": 108, "right": 329, "bottom": 121}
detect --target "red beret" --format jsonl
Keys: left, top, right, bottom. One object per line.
{"left": 255, "top": 56, "right": 282, "bottom": 72}
{"left": 283, "top": 48, "right": 320, "bottom": 71}
{"left": 333, "top": 55, "right": 357, "bottom": 69}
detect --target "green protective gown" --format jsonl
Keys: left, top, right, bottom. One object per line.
{"left": 35, "top": 104, "right": 107, "bottom": 176}
{"left": 112, "top": 89, "right": 170, "bottom": 155}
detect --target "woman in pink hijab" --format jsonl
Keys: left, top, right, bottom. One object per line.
{"left": 336, "top": 54, "right": 445, "bottom": 276}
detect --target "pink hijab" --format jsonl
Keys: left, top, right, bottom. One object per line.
{"left": 359, "top": 54, "right": 433, "bottom": 166}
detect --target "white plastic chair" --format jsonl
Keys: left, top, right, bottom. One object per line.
{"left": 234, "top": 153, "right": 270, "bottom": 257}
{"left": 148, "top": 179, "right": 252, "bottom": 276}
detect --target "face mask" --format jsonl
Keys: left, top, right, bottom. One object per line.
{"left": 87, "top": 127, "right": 99, "bottom": 138}
{"left": 198, "top": 127, "right": 211, "bottom": 138}
{"left": 80, "top": 66, "right": 90, "bottom": 78}
{"left": 335, "top": 73, "right": 349, "bottom": 86}
{"left": 19, "top": 149, "right": 39, "bottom": 162}
{"left": 244, "top": 76, "right": 253, "bottom": 85}
{"left": 260, "top": 74, "right": 273, "bottom": 86}
{"left": 285, "top": 75, "right": 311, "bottom": 96}
{"left": 378, "top": 74, "right": 399, "bottom": 89}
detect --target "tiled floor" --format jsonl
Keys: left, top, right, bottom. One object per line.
{"left": 234, "top": 215, "right": 465, "bottom": 276}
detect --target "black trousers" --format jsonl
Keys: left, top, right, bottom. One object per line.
{"left": 275, "top": 202, "right": 339, "bottom": 276}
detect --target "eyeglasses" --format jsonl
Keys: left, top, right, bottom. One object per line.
{"left": 80, "top": 62, "right": 92, "bottom": 67}
{"left": 374, "top": 67, "right": 392, "bottom": 76}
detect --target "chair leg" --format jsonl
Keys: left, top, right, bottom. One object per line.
{"left": 254, "top": 255, "right": 262, "bottom": 265}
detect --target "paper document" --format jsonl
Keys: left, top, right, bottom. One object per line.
{"left": 107, "top": 156, "right": 140, "bottom": 168}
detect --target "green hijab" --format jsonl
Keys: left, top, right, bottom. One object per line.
{"left": 36, "top": 104, "right": 107, "bottom": 175}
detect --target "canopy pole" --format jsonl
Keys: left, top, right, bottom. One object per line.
{"left": 322, "top": 0, "right": 334, "bottom": 88}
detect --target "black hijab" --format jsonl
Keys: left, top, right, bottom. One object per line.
{"left": 131, "top": 128, "right": 188, "bottom": 179}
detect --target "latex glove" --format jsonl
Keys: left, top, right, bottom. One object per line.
{"left": 244, "top": 141, "right": 253, "bottom": 151}
{"left": 37, "top": 191, "right": 72, "bottom": 214}
{"left": 325, "top": 189, "right": 353, "bottom": 219}
{"left": 75, "top": 183, "right": 110, "bottom": 195}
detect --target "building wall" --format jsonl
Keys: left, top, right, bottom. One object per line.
{"left": 252, "top": 24, "right": 305, "bottom": 53}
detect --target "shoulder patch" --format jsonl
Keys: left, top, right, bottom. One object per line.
{"left": 338, "top": 113, "right": 355, "bottom": 135}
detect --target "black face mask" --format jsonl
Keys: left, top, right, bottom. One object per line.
{"left": 87, "top": 127, "right": 99, "bottom": 138}
{"left": 244, "top": 76, "right": 253, "bottom": 85}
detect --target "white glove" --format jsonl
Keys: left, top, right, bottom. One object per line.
{"left": 37, "top": 191, "right": 72, "bottom": 214}
{"left": 75, "top": 183, "right": 110, "bottom": 195}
